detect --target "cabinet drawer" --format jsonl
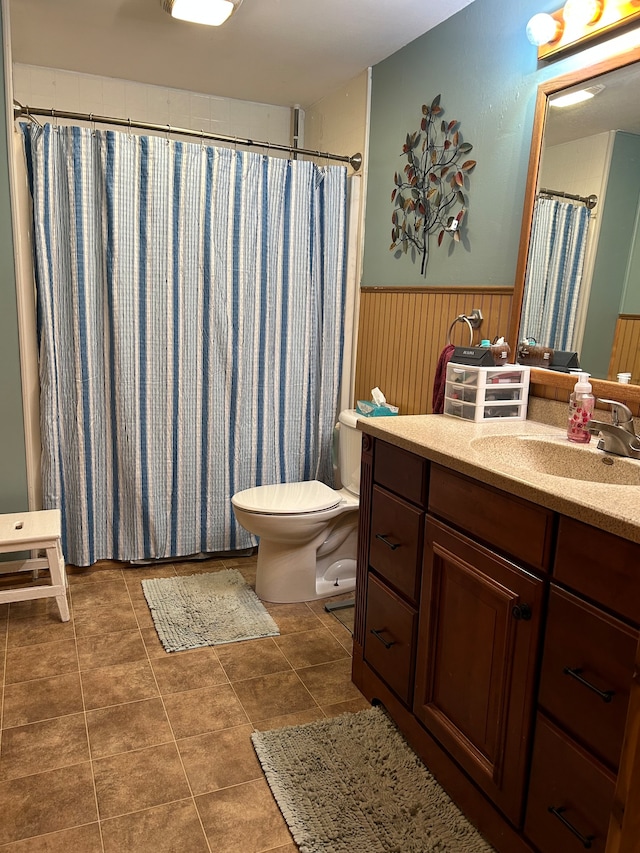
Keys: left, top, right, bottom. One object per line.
{"left": 524, "top": 714, "right": 615, "bottom": 853}
{"left": 363, "top": 573, "right": 418, "bottom": 706}
{"left": 539, "top": 585, "right": 637, "bottom": 770}
{"left": 373, "top": 441, "right": 428, "bottom": 506}
{"left": 369, "top": 485, "right": 423, "bottom": 603}
{"left": 428, "top": 464, "right": 554, "bottom": 572}
{"left": 555, "top": 516, "right": 640, "bottom": 624}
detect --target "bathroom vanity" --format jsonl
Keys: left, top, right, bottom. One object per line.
{"left": 351, "top": 415, "right": 640, "bottom": 853}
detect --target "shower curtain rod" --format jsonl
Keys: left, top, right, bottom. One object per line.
{"left": 13, "top": 101, "right": 363, "bottom": 172}
{"left": 538, "top": 187, "right": 597, "bottom": 209}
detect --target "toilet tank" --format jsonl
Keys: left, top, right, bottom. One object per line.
{"left": 338, "top": 409, "right": 362, "bottom": 496}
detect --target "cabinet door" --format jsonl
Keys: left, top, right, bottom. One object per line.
{"left": 414, "top": 517, "right": 544, "bottom": 826}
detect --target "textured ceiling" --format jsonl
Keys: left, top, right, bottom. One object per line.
{"left": 9, "top": 0, "right": 477, "bottom": 108}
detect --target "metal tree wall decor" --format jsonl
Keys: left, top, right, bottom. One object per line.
{"left": 390, "top": 95, "right": 476, "bottom": 275}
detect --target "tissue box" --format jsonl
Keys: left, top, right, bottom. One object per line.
{"left": 356, "top": 400, "right": 399, "bottom": 417}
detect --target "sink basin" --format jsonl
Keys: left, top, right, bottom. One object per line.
{"left": 470, "top": 434, "right": 640, "bottom": 486}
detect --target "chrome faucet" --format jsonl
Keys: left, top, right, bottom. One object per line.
{"left": 587, "top": 399, "right": 640, "bottom": 460}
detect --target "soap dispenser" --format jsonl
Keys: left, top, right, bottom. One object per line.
{"left": 567, "top": 372, "right": 594, "bottom": 444}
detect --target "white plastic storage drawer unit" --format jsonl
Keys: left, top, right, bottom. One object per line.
{"left": 444, "top": 363, "right": 531, "bottom": 422}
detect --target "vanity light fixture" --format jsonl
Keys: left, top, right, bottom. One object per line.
{"left": 526, "top": 0, "right": 640, "bottom": 59}
{"left": 162, "top": 0, "right": 243, "bottom": 27}
{"left": 562, "top": 0, "right": 604, "bottom": 26}
{"left": 526, "top": 12, "right": 564, "bottom": 46}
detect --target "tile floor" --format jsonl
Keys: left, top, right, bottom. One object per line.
{"left": 0, "top": 555, "right": 368, "bottom": 852}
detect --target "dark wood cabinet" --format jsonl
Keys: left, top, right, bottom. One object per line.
{"left": 414, "top": 518, "right": 544, "bottom": 824}
{"left": 352, "top": 434, "right": 639, "bottom": 853}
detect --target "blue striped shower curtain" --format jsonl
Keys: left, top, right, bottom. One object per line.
{"left": 22, "top": 124, "right": 348, "bottom": 566}
{"left": 520, "top": 197, "right": 591, "bottom": 351}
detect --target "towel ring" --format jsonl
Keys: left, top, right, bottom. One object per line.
{"left": 446, "top": 315, "right": 474, "bottom": 346}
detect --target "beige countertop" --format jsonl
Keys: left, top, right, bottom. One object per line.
{"left": 357, "top": 415, "right": 640, "bottom": 545}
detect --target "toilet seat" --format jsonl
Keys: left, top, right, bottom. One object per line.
{"left": 232, "top": 480, "right": 342, "bottom": 515}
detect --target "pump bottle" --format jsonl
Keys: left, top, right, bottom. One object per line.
{"left": 567, "top": 372, "right": 594, "bottom": 444}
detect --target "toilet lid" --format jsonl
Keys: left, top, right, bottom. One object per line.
{"left": 232, "top": 480, "right": 341, "bottom": 514}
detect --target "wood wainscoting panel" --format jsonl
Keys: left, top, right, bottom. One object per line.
{"left": 354, "top": 287, "right": 513, "bottom": 415}
{"left": 609, "top": 315, "right": 640, "bottom": 384}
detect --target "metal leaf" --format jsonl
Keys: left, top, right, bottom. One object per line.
{"left": 461, "top": 160, "right": 477, "bottom": 171}
{"left": 457, "top": 191, "right": 465, "bottom": 205}
{"left": 455, "top": 171, "right": 464, "bottom": 187}
{"left": 438, "top": 229, "right": 445, "bottom": 247}
{"left": 422, "top": 104, "right": 428, "bottom": 115}
{"left": 441, "top": 120, "right": 447, "bottom": 133}
{"left": 431, "top": 94, "right": 441, "bottom": 110}
{"left": 391, "top": 188, "right": 397, "bottom": 202}
{"left": 458, "top": 143, "right": 473, "bottom": 154}
{"left": 453, "top": 130, "right": 459, "bottom": 146}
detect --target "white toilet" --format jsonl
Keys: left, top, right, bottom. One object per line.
{"left": 231, "top": 409, "right": 361, "bottom": 603}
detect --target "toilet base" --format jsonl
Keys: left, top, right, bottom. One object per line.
{"left": 254, "top": 518, "right": 358, "bottom": 604}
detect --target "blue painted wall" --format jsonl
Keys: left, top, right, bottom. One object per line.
{"left": 362, "top": 0, "right": 631, "bottom": 287}
{"left": 0, "top": 8, "right": 28, "bottom": 513}
{"left": 581, "top": 131, "right": 640, "bottom": 377}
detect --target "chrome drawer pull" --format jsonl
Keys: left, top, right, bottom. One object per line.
{"left": 375, "top": 533, "right": 399, "bottom": 550}
{"left": 548, "top": 806, "right": 595, "bottom": 849}
{"left": 563, "top": 667, "right": 614, "bottom": 703}
{"left": 370, "top": 628, "right": 396, "bottom": 649}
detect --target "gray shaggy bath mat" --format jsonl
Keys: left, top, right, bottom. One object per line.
{"left": 142, "top": 569, "right": 279, "bottom": 652}
{"left": 252, "top": 705, "right": 495, "bottom": 853}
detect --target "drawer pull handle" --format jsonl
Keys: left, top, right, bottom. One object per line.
{"left": 370, "top": 628, "right": 396, "bottom": 649}
{"left": 548, "top": 806, "right": 595, "bottom": 849}
{"left": 375, "top": 533, "right": 399, "bottom": 551}
{"left": 563, "top": 667, "right": 614, "bottom": 703}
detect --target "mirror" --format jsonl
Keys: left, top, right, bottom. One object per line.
{"left": 509, "top": 46, "right": 640, "bottom": 395}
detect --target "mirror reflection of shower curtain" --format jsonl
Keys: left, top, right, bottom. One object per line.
{"left": 22, "top": 123, "right": 349, "bottom": 567}
{"left": 520, "top": 197, "right": 591, "bottom": 351}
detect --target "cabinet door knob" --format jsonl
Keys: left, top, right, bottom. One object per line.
{"left": 563, "top": 667, "right": 615, "bottom": 703}
{"left": 511, "top": 603, "right": 532, "bottom": 621}
{"left": 548, "top": 806, "right": 595, "bottom": 849}
{"left": 370, "top": 628, "right": 396, "bottom": 649}
{"left": 375, "top": 533, "right": 399, "bottom": 551}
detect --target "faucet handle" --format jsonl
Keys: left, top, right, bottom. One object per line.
{"left": 597, "top": 398, "right": 633, "bottom": 426}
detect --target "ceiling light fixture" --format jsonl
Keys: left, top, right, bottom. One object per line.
{"left": 526, "top": 0, "right": 640, "bottom": 59}
{"left": 162, "top": 0, "right": 243, "bottom": 27}
{"left": 549, "top": 83, "right": 605, "bottom": 107}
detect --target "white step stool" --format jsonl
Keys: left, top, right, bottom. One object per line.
{"left": 0, "top": 509, "right": 70, "bottom": 621}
